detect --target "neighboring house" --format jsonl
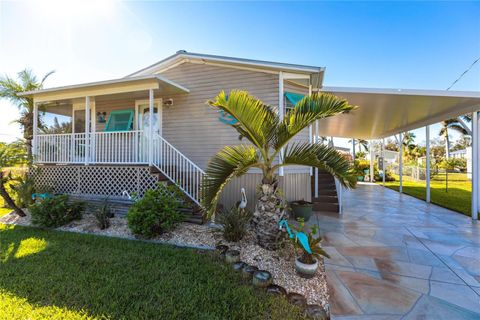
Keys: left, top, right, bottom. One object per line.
{"left": 21, "top": 51, "right": 327, "bottom": 216}
{"left": 450, "top": 149, "right": 467, "bottom": 159}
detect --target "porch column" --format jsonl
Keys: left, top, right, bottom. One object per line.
{"left": 85, "top": 96, "right": 90, "bottom": 165}
{"left": 149, "top": 89, "right": 154, "bottom": 166}
{"left": 314, "top": 120, "right": 319, "bottom": 198}
{"left": 278, "top": 71, "right": 284, "bottom": 177}
{"left": 32, "top": 101, "right": 39, "bottom": 160}
{"left": 399, "top": 133, "right": 403, "bottom": 193}
{"left": 382, "top": 138, "right": 385, "bottom": 186}
{"left": 426, "top": 125, "right": 431, "bottom": 203}
{"left": 472, "top": 110, "right": 479, "bottom": 220}
{"left": 369, "top": 140, "right": 374, "bottom": 182}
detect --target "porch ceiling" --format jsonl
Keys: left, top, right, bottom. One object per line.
{"left": 19, "top": 75, "right": 189, "bottom": 103}
{"left": 317, "top": 86, "right": 480, "bottom": 139}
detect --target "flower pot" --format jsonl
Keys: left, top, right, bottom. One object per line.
{"left": 295, "top": 257, "right": 318, "bottom": 278}
{"left": 290, "top": 200, "right": 313, "bottom": 222}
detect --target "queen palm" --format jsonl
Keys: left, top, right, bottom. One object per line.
{"left": 0, "top": 69, "right": 55, "bottom": 161}
{"left": 202, "top": 90, "right": 357, "bottom": 250}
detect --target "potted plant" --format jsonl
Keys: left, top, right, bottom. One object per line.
{"left": 291, "top": 220, "right": 330, "bottom": 278}
{"left": 290, "top": 200, "right": 313, "bottom": 222}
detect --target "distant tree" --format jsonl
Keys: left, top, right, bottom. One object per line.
{"left": 41, "top": 117, "right": 72, "bottom": 134}
{"left": 0, "top": 69, "right": 55, "bottom": 161}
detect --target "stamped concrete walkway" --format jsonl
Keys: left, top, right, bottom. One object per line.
{"left": 313, "top": 183, "right": 480, "bottom": 320}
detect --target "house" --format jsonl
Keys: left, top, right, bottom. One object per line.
{"left": 21, "top": 51, "right": 329, "bottom": 218}
{"left": 20, "top": 51, "right": 480, "bottom": 220}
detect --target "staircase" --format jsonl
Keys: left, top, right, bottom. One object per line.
{"left": 149, "top": 166, "right": 205, "bottom": 224}
{"left": 311, "top": 170, "right": 339, "bottom": 213}
{"left": 150, "top": 134, "right": 207, "bottom": 224}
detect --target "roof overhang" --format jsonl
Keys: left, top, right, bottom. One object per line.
{"left": 127, "top": 51, "right": 325, "bottom": 87}
{"left": 317, "top": 86, "right": 480, "bottom": 139}
{"left": 19, "top": 75, "right": 189, "bottom": 103}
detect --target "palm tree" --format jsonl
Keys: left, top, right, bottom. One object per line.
{"left": 0, "top": 69, "right": 55, "bottom": 161}
{"left": 41, "top": 117, "right": 72, "bottom": 134}
{"left": 202, "top": 90, "right": 357, "bottom": 250}
{"left": 439, "top": 116, "right": 471, "bottom": 159}
{"left": 0, "top": 142, "right": 27, "bottom": 216}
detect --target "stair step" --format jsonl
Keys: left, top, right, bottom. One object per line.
{"left": 312, "top": 195, "right": 338, "bottom": 203}
{"left": 313, "top": 202, "right": 339, "bottom": 212}
{"left": 316, "top": 190, "right": 338, "bottom": 196}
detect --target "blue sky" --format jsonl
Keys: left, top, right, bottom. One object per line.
{"left": 1, "top": 0, "right": 479, "bottom": 147}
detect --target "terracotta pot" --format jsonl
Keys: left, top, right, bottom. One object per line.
{"left": 295, "top": 257, "right": 318, "bottom": 278}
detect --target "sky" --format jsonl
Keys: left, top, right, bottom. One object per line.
{"left": 1, "top": 0, "right": 479, "bottom": 149}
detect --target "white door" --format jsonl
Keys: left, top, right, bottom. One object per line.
{"left": 136, "top": 99, "right": 162, "bottom": 162}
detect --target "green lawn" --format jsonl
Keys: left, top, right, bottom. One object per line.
{"left": 380, "top": 172, "right": 472, "bottom": 216}
{"left": 0, "top": 224, "right": 305, "bottom": 320}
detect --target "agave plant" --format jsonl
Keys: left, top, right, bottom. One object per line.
{"left": 202, "top": 90, "right": 357, "bottom": 250}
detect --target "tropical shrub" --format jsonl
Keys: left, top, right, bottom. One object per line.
{"left": 217, "top": 206, "right": 252, "bottom": 242}
{"left": 94, "top": 200, "right": 114, "bottom": 230}
{"left": 30, "top": 195, "right": 84, "bottom": 227}
{"left": 127, "top": 184, "right": 183, "bottom": 238}
{"left": 9, "top": 174, "right": 35, "bottom": 208}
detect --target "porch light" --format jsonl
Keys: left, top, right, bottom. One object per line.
{"left": 97, "top": 112, "right": 107, "bottom": 123}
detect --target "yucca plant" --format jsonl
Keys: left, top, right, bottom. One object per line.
{"left": 202, "top": 90, "right": 357, "bottom": 250}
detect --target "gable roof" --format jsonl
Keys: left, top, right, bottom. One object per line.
{"left": 126, "top": 50, "right": 325, "bottom": 81}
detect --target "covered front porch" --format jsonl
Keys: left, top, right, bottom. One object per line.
{"left": 26, "top": 75, "right": 190, "bottom": 165}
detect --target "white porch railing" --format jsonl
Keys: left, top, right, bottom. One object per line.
{"left": 35, "top": 131, "right": 147, "bottom": 164}
{"left": 152, "top": 133, "right": 205, "bottom": 206}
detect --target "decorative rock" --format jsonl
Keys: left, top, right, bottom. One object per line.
{"left": 266, "top": 284, "right": 287, "bottom": 296}
{"left": 241, "top": 264, "right": 258, "bottom": 280}
{"left": 305, "top": 304, "right": 329, "bottom": 320}
{"left": 287, "top": 292, "right": 307, "bottom": 309}
{"left": 232, "top": 261, "right": 246, "bottom": 271}
{"left": 252, "top": 270, "right": 272, "bottom": 288}
{"left": 225, "top": 249, "right": 240, "bottom": 264}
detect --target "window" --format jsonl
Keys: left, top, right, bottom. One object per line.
{"left": 285, "top": 92, "right": 305, "bottom": 112}
{"left": 105, "top": 109, "right": 134, "bottom": 132}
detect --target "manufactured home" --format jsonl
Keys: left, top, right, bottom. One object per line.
{"left": 21, "top": 51, "right": 480, "bottom": 221}
{"left": 22, "top": 51, "right": 334, "bottom": 219}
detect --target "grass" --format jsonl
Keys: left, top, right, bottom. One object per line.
{"left": 380, "top": 172, "right": 472, "bottom": 216}
{"left": 0, "top": 224, "right": 306, "bottom": 320}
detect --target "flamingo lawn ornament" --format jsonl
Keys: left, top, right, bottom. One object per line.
{"left": 238, "top": 187, "right": 247, "bottom": 209}
{"left": 279, "top": 219, "right": 312, "bottom": 254}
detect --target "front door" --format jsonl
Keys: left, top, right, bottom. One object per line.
{"left": 136, "top": 99, "right": 162, "bottom": 162}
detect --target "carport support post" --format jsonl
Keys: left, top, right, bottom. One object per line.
{"left": 399, "top": 133, "right": 403, "bottom": 193}
{"left": 382, "top": 138, "right": 385, "bottom": 186}
{"left": 369, "top": 141, "right": 374, "bottom": 182}
{"left": 278, "top": 71, "right": 284, "bottom": 177}
{"left": 148, "top": 89, "right": 154, "bottom": 166}
{"left": 314, "top": 120, "right": 319, "bottom": 198}
{"left": 426, "top": 125, "right": 431, "bottom": 203}
{"left": 472, "top": 111, "right": 479, "bottom": 220}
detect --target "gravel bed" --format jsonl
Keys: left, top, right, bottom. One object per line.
{"left": 0, "top": 210, "right": 329, "bottom": 308}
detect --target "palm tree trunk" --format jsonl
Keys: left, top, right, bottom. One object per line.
{"left": 445, "top": 132, "right": 450, "bottom": 159}
{"left": 251, "top": 181, "right": 285, "bottom": 250}
{"left": 0, "top": 171, "right": 26, "bottom": 217}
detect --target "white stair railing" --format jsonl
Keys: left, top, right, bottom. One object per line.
{"left": 152, "top": 134, "right": 205, "bottom": 206}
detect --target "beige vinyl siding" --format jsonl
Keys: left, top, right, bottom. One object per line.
{"left": 220, "top": 173, "right": 311, "bottom": 210}
{"left": 158, "top": 62, "right": 279, "bottom": 170}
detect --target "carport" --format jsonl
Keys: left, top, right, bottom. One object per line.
{"left": 314, "top": 86, "right": 480, "bottom": 219}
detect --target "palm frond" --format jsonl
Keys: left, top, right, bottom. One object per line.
{"left": 208, "top": 90, "right": 278, "bottom": 150}
{"left": 201, "top": 145, "right": 261, "bottom": 217}
{"left": 278, "top": 142, "right": 357, "bottom": 189}
{"left": 0, "top": 75, "right": 24, "bottom": 105}
{"left": 40, "top": 70, "right": 55, "bottom": 86}
{"left": 274, "top": 92, "right": 356, "bottom": 151}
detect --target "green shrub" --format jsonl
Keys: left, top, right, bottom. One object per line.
{"left": 217, "top": 206, "right": 252, "bottom": 242}
{"left": 9, "top": 174, "right": 35, "bottom": 208}
{"left": 127, "top": 184, "right": 183, "bottom": 238}
{"left": 30, "top": 195, "right": 84, "bottom": 227}
{"left": 94, "top": 200, "right": 114, "bottom": 230}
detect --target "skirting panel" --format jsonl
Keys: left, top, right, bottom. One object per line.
{"left": 30, "top": 165, "right": 158, "bottom": 199}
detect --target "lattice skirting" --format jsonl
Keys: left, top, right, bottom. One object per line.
{"left": 30, "top": 165, "right": 159, "bottom": 199}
